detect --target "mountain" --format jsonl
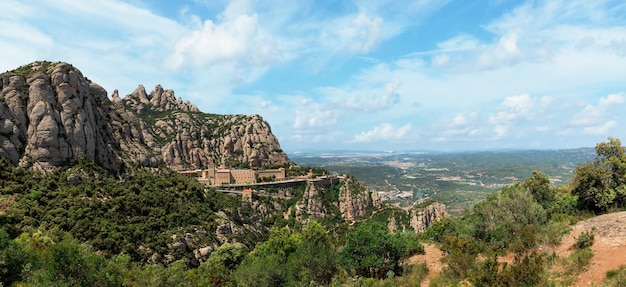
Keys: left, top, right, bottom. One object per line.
{"left": 0, "top": 61, "right": 289, "bottom": 171}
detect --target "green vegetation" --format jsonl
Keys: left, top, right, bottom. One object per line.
{"left": 419, "top": 137, "right": 626, "bottom": 285}
{"left": 572, "top": 137, "right": 626, "bottom": 212}
{"left": 6, "top": 61, "right": 57, "bottom": 79}
{"left": 0, "top": 157, "right": 264, "bottom": 265}
{"left": 338, "top": 221, "right": 422, "bottom": 279}
{"left": 603, "top": 265, "right": 626, "bottom": 287}
{"left": 3, "top": 137, "right": 626, "bottom": 286}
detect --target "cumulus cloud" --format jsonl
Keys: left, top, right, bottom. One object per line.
{"left": 477, "top": 33, "right": 523, "bottom": 68}
{"left": 341, "top": 80, "right": 401, "bottom": 112}
{"left": 431, "top": 112, "right": 483, "bottom": 140}
{"left": 353, "top": 123, "right": 416, "bottom": 142}
{"left": 424, "top": 1, "right": 626, "bottom": 73}
{"left": 489, "top": 93, "right": 536, "bottom": 125}
{"left": 292, "top": 97, "right": 340, "bottom": 130}
{"left": 166, "top": 1, "right": 280, "bottom": 70}
{"left": 570, "top": 93, "right": 625, "bottom": 127}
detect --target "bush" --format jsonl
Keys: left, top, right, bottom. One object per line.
{"left": 577, "top": 231, "right": 595, "bottom": 249}
{"left": 603, "top": 265, "right": 626, "bottom": 287}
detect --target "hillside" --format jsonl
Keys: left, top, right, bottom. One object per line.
{"left": 411, "top": 211, "right": 626, "bottom": 286}
{"left": 0, "top": 61, "right": 289, "bottom": 171}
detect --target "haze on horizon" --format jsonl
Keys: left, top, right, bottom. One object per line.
{"left": 1, "top": 0, "right": 626, "bottom": 153}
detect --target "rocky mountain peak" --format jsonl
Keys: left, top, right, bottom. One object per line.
{"left": 123, "top": 84, "right": 199, "bottom": 114}
{"left": 0, "top": 61, "right": 126, "bottom": 171}
{"left": 0, "top": 61, "right": 289, "bottom": 171}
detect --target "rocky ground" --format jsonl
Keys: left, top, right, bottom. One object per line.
{"left": 408, "top": 243, "right": 444, "bottom": 287}
{"left": 563, "top": 211, "right": 626, "bottom": 286}
{"left": 408, "top": 211, "right": 626, "bottom": 286}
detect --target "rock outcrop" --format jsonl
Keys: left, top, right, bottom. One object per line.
{"left": 339, "top": 176, "right": 382, "bottom": 221}
{"left": 0, "top": 61, "right": 151, "bottom": 170}
{"left": 293, "top": 176, "right": 382, "bottom": 222}
{"left": 294, "top": 182, "right": 327, "bottom": 220}
{"left": 410, "top": 202, "right": 448, "bottom": 233}
{"left": 385, "top": 202, "right": 448, "bottom": 233}
{"left": 120, "top": 84, "right": 289, "bottom": 170}
{"left": 0, "top": 61, "right": 289, "bottom": 171}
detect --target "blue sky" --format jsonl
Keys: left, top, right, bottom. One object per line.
{"left": 2, "top": 0, "right": 626, "bottom": 153}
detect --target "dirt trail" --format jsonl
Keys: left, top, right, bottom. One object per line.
{"left": 562, "top": 212, "right": 626, "bottom": 286}
{"left": 407, "top": 243, "right": 445, "bottom": 287}
{"left": 406, "top": 212, "right": 626, "bottom": 286}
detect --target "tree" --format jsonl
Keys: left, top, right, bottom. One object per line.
{"left": 234, "top": 222, "right": 339, "bottom": 286}
{"left": 472, "top": 184, "right": 547, "bottom": 252}
{"left": 522, "top": 171, "right": 556, "bottom": 211}
{"left": 0, "top": 229, "right": 27, "bottom": 286}
{"left": 338, "top": 221, "right": 406, "bottom": 278}
{"left": 198, "top": 242, "right": 248, "bottom": 285}
{"left": 596, "top": 137, "right": 626, "bottom": 206}
{"left": 254, "top": 226, "right": 302, "bottom": 261}
{"left": 440, "top": 231, "right": 479, "bottom": 279}
{"left": 571, "top": 161, "right": 615, "bottom": 212}
{"left": 286, "top": 221, "right": 337, "bottom": 285}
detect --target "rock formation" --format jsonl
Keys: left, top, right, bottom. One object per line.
{"left": 0, "top": 61, "right": 289, "bottom": 171}
{"left": 338, "top": 176, "right": 382, "bottom": 221}
{"left": 0, "top": 61, "right": 147, "bottom": 170}
{"left": 409, "top": 202, "right": 448, "bottom": 233}
{"left": 293, "top": 176, "right": 383, "bottom": 222}
{"left": 294, "top": 182, "right": 327, "bottom": 220}
{"left": 120, "top": 84, "right": 289, "bottom": 170}
{"left": 385, "top": 202, "right": 448, "bottom": 233}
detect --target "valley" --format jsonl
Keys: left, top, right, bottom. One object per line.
{"left": 292, "top": 148, "right": 596, "bottom": 215}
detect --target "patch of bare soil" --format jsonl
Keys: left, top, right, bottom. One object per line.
{"left": 408, "top": 243, "right": 445, "bottom": 287}
{"left": 558, "top": 212, "right": 626, "bottom": 286}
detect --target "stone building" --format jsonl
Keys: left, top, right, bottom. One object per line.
{"left": 180, "top": 165, "right": 286, "bottom": 185}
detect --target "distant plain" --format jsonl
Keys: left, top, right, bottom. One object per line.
{"left": 291, "top": 148, "right": 596, "bottom": 215}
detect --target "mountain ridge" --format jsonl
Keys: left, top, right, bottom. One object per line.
{"left": 0, "top": 61, "right": 289, "bottom": 171}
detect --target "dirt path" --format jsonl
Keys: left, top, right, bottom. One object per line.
{"left": 563, "top": 212, "right": 626, "bottom": 286}
{"left": 405, "top": 212, "right": 626, "bottom": 286}
{"left": 407, "top": 243, "right": 444, "bottom": 287}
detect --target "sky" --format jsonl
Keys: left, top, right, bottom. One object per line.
{"left": 1, "top": 0, "right": 626, "bottom": 153}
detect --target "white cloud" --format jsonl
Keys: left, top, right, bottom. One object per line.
{"left": 583, "top": 120, "right": 618, "bottom": 135}
{"left": 166, "top": 1, "right": 281, "bottom": 71}
{"left": 493, "top": 125, "right": 508, "bottom": 139}
{"left": 292, "top": 98, "right": 340, "bottom": 130}
{"left": 353, "top": 123, "right": 416, "bottom": 142}
{"left": 570, "top": 93, "right": 624, "bottom": 126}
{"left": 571, "top": 93, "right": 625, "bottom": 126}
{"left": 489, "top": 93, "right": 536, "bottom": 125}
{"left": 339, "top": 80, "right": 401, "bottom": 112}
{"left": 432, "top": 112, "right": 484, "bottom": 139}
{"left": 338, "top": 12, "right": 384, "bottom": 54}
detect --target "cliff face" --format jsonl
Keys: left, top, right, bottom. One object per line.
{"left": 120, "top": 84, "right": 289, "bottom": 170}
{"left": 386, "top": 202, "right": 448, "bottom": 233}
{"left": 293, "top": 176, "right": 382, "bottom": 222}
{"left": 294, "top": 182, "right": 327, "bottom": 220}
{"left": 409, "top": 202, "right": 448, "bottom": 233}
{"left": 0, "top": 62, "right": 150, "bottom": 170}
{"left": 0, "top": 61, "right": 289, "bottom": 171}
{"left": 338, "top": 176, "right": 382, "bottom": 221}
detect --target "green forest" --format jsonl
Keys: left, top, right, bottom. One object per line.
{"left": 2, "top": 138, "right": 626, "bottom": 286}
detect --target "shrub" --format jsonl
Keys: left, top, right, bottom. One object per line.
{"left": 603, "top": 265, "right": 626, "bottom": 287}
{"left": 577, "top": 231, "right": 595, "bottom": 249}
